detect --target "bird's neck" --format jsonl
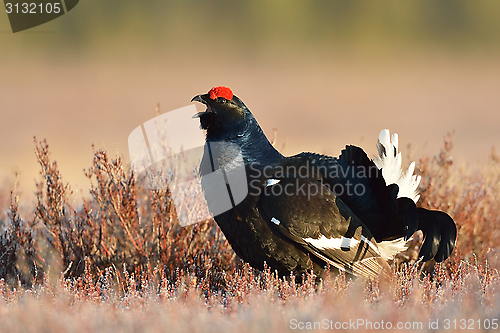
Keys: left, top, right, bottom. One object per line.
{"left": 206, "top": 116, "right": 283, "bottom": 166}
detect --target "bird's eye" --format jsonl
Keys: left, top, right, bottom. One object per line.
{"left": 217, "top": 97, "right": 227, "bottom": 104}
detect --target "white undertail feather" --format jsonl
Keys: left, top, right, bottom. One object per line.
{"left": 377, "top": 238, "right": 409, "bottom": 261}
{"left": 373, "top": 129, "right": 421, "bottom": 203}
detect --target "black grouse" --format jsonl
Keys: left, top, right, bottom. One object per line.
{"left": 191, "top": 86, "right": 457, "bottom": 280}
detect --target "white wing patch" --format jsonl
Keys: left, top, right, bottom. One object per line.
{"left": 304, "top": 235, "right": 381, "bottom": 255}
{"left": 271, "top": 217, "right": 281, "bottom": 225}
{"left": 304, "top": 235, "right": 358, "bottom": 250}
{"left": 266, "top": 179, "right": 281, "bottom": 187}
{"left": 341, "top": 236, "right": 352, "bottom": 249}
{"left": 373, "top": 129, "right": 421, "bottom": 203}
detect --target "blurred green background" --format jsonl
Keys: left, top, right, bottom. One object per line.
{"left": 3, "top": 0, "right": 500, "bottom": 54}
{"left": 1, "top": 0, "right": 500, "bottom": 200}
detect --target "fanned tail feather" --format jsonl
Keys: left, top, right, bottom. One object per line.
{"left": 374, "top": 129, "right": 421, "bottom": 203}
{"left": 373, "top": 129, "right": 457, "bottom": 262}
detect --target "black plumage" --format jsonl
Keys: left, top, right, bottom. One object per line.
{"left": 191, "top": 86, "right": 457, "bottom": 280}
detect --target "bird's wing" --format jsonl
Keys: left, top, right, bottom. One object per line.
{"left": 295, "top": 148, "right": 418, "bottom": 251}
{"left": 295, "top": 148, "right": 406, "bottom": 238}
{"left": 295, "top": 148, "right": 457, "bottom": 262}
{"left": 257, "top": 176, "right": 390, "bottom": 280}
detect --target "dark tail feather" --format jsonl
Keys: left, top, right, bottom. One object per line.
{"left": 416, "top": 208, "right": 442, "bottom": 261}
{"left": 339, "top": 145, "right": 374, "bottom": 168}
{"left": 373, "top": 197, "right": 418, "bottom": 242}
{"left": 417, "top": 208, "right": 457, "bottom": 262}
{"left": 432, "top": 210, "right": 457, "bottom": 262}
{"left": 397, "top": 197, "right": 419, "bottom": 241}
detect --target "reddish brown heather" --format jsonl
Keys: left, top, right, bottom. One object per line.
{"left": 0, "top": 134, "right": 499, "bottom": 332}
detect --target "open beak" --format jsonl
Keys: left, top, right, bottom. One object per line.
{"left": 191, "top": 94, "right": 212, "bottom": 118}
{"left": 191, "top": 95, "right": 205, "bottom": 104}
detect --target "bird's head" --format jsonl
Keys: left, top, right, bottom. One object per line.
{"left": 191, "top": 86, "right": 252, "bottom": 138}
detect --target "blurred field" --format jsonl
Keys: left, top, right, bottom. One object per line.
{"left": 1, "top": 1, "right": 500, "bottom": 331}
{"left": 1, "top": 1, "right": 500, "bottom": 200}
{"left": 2, "top": 53, "right": 500, "bottom": 203}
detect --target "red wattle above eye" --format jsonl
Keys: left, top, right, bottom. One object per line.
{"left": 209, "top": 86, "right": 233, "bottom": 101}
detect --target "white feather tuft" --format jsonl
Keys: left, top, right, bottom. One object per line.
{"left": 373, "top": 129, "right": 421, "bottom": 203}
{"left": 266, "top": 179, "right": 281, "bottom": 187}
{"left": 377, "top": 237, "right": 408, "bottom": 261}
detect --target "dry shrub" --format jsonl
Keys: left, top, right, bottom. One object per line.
{"left": 3, "top": 138, "right": 236, "bottom": 290}
{"left": 0, "top": 192, "right": 38, "bottom": 286}
{"left": 417, "top": 133, "right": 500, "bottom": 264}
{"left": 0, "top": 255, "right": 498, "bottom": 333}
{"left": 0, "top": 135, "right": 499, "bottom": 332}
